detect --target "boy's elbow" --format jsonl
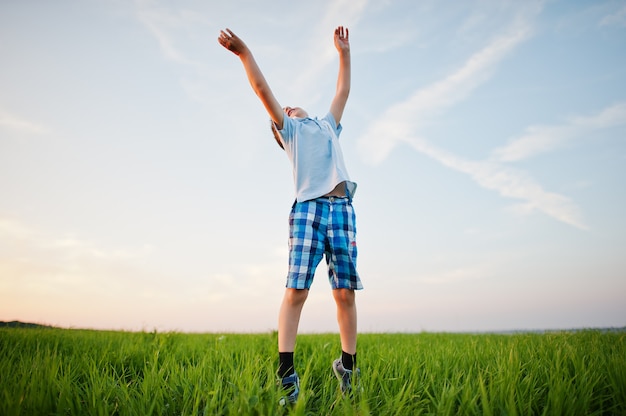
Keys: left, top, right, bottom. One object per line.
{"left": 254, "top": 84, "right": 270, "bottom": 99}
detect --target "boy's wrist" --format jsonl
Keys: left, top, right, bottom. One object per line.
{"left": 237, "top": 47, "right": 252, "bottom": 58}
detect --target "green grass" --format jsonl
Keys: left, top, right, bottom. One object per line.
{"left": 0, "top": 328, "right": 624, "bottom": 415}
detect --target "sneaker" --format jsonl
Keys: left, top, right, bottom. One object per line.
{"left": 332, "top": 358, "right": 360, "bottom": 395}
{"left": 278, "top": 372, "right": 300, "bottom": 406}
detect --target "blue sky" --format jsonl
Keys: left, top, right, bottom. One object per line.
{"left": 1, "top": 0, "right": 625, "bottom": 333}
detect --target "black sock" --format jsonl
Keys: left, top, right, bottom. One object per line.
{"left": 342, "top": 351, "right": 356, "bottom": 371}
{"left": 278, "top": 352, "right": 295, "bottom": 378}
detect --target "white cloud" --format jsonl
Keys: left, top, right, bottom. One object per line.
{"left": 600, "top": 4, "right": 626, "bottom": 27}
{"left": 406, "top": 138, "right": 588, "bottom": 229}
{"left": 292, "top": 0, "right": 368, "bottom": 99}
{"left": 354, "top": 3, "right": 592, "bottom": 230}
{"left": 492, "top": 102, "right": 626, "bottom": 162}
{"left": 0, "top": 215, "right": 284, "bottom": 331}
{"left": 0, "top": 217, "right": 155, "bottom": 287}
{"left": 321, "top": 0, "right": 368, "bottom": 31}
{"left": 358, "top": 14, "right": 534, "bottom": 165}
{"left": 135, "top": 0, "right": 208, "bottom": 67}
{"left": 0, "top": 218, "right": 34, "bottom": 239}
{"left": 0, "top": 111, "right": 48, "bottom": 135}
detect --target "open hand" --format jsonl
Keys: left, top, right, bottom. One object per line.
{"left": 218, "top": 28, "right": 247, "bottom": 56}
{"left": 334, "top": 26, "right": 350, "bottom": 53}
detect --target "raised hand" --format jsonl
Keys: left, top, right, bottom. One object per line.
{"left": 329, "top": 25, "right": 351, "bottom": 126}
{"left": 218, "top": 28, "right": 248, "bottom": 56}
{"left": 334, "top": 26, "right": 350, "bottom": 54}
{"left": 217, "top": 27, "right": 284, "bottom": 129}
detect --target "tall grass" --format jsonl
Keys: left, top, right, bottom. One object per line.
{"left": 0, "top": 328, "right": 624, "bottom": 415}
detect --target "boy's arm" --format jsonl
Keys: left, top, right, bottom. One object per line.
{"left": 329, "top": 26, "right": 351, "bottom": 126}
{"left": 218, "top": 29, "right": 284, "bottom": 129}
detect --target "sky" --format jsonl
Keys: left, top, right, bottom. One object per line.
{"left": 1, "top": 0, "right": 625, "bottom": 333}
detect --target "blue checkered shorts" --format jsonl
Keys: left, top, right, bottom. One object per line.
{"left": 287, "top": 196, "right": 363, "bottom": 290}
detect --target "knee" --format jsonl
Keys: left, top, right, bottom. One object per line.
{"left": 333, "top": 288, "right": 355, "bottom": 308}
{"left": 284, "top": 288, "right": 308, "bottom": 307}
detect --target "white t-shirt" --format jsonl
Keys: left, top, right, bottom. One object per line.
{"left": 277, "top": 112, "right": 357, "bottom": 202}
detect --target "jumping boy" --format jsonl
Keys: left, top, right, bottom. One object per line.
{"left": 218, "top": 26, "right": 362, "bottom": 404}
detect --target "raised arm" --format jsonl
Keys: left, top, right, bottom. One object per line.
{"left": 329, "top": 26, "right": 351, "bottom": 126}
{"left": 218, "top": 29, "right": 285, "bottom": 129}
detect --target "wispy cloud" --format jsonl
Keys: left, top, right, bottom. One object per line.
{"left": 135, "top": 0, "right": 208, "bottom": 67}
{"left": 320, "top": 0, "right": 369, "bottom": 34}
{"left": 0, "top": 217, "right": 153, "bottom": 268}
{"left": 355, "top": 3, "right": 593, "bottom": 229}
{"left": 0, "top": 218, "right": 34, "bottom": 240}
{"left": 293, "top": 0, "right": 368, "bottom": 99}
{"left": 406, "top": 138, "right": 588, "bottom": 229}
{"left": 0, "top": 111, "right": 48, "bottom": 135}
{"left": 358, "top": 13, "right": 534, "bottom": 165}
{"left": 0, "top": 216, "right": 176, "bottom": 328}
{"left": 492, "top": 102, "right": 626, "bottom": 162}
{"left": 0, "top": 216, "right": 283, "bottom": 330}
{"left": 600, "top": 4, "right": 626, "bottom": 27}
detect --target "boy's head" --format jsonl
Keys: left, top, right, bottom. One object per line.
{"left": 270, "top": 107, "right": 309, "bottom": 150}
{"left": 284, "top": 106, "right": 308, "bottom": 119}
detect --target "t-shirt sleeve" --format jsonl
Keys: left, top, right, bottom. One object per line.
{"left": 322, "top": 112, "right": 342, "bottom": 138}
{"left": 278, "top": 114, "right": 295, "bottom": 144}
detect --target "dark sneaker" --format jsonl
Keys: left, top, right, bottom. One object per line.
{"left": 278, "top": 372, "right": 300, "bottom": 406}
{"left": 332, "top": 358, "right": 360, "bottom": 395}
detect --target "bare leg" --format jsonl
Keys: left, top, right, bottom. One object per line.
{"left": 278, "top": 288, "right": 309, "bottom": 352}
{"left": 332, "top": 288, "right": 357, "bottom": 354}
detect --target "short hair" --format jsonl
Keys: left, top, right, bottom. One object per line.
{"left": 270, "top": 120, "right": 285, "bottom": 150}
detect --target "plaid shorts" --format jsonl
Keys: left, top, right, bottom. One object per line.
{"left": 287, "top": 196, "right": 363, "bottom": 290}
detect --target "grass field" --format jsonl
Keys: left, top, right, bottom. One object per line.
{"left": 1, "top": 328, "right": 625, "bottom": 415}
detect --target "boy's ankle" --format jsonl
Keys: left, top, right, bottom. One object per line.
{"left": 341, "top": 350, "right": 356, "bottom": 371}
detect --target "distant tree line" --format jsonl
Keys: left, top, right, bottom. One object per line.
{"left": 0, "top": 321, "right": 54, "bottom": 329}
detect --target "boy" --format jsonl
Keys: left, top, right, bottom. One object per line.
{"left": 218, "top": 26, "right": 362, "bottom": 404}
